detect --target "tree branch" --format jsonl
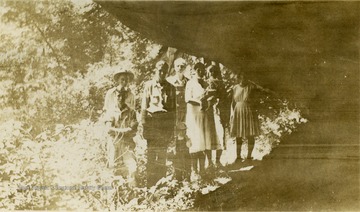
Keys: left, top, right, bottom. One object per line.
{"left": 32, "top": 23, "right": 62, "bottom": 66}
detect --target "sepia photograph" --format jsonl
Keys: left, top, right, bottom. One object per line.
{"left": 0, "top": 0, "right": 359, "bottom": 211}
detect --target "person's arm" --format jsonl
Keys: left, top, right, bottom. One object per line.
{"left": 230, "top": 86, "right": 236, "bottom": 122}
{"left": 126, "top": 92, "right": 138, "bottom": 130}
{"left": 249, "top": 80, "right": 276, "bottom": 95}
{"left": 103, "top": 89, "right": 111, "bottom": 113}
{"left": 140, "top": 82, "right": 150, "bottom": 124}
{"left": 185, "top": 80, "right": 191, "bottom": 103}
{"left": 217, "top": 82, "right": 231, "bottom": 126}
{"left": 102, "top": 89, "right": 115, "bottom": 125}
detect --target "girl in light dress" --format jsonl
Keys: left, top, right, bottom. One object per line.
{"left": 230, "top": 72, "right": 273, "bottom": 162}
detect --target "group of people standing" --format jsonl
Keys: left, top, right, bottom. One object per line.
{"left": 102, "top": 57, "right": 269, "bottom": 187}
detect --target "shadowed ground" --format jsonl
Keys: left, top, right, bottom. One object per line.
{"left": 193, "top": 118, "right": 360, "bottom": 211}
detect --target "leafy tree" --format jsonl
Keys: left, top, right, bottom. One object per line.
{"left": 0, "top": 0, "right": 160, "bottom": 133}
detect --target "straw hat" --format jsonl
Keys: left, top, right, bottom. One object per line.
{"left": 113, "top": 70, "right": 134, "bottom": 81}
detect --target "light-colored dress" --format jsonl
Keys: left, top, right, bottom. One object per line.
{"left": 185, "top": 78, "right": 217, "bottom": 153}
{"left": 230, "top": 83, "right": 260, "bottom": 138}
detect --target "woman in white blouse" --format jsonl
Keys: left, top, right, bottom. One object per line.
{"left": 185, "top": 62, "right": 217, "bottom": 176}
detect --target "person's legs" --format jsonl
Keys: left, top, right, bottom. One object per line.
{"left": 236, "top": 137, "right": 243, "bottom": 160}
{"left": 146, "top": 142, "right": 168, "bottom": 186}
{"left": 205, "top": 150, "right": 214, "bottom": 167}
{"left": 122, "top": 149, "right": 137, "bottom": 186}
{"left": 191, "top": 153, "right": 198, "bottom": 174}
{"left": 146, "top": 141, "right": 158, "bottom": 186}
{"left": 174, "top": 137, "right": 191, "bottom": 181}
{"left": 198, "top": 151, "right": 206, "bottom": 173}
{"left": 247, "top": 136, "right": 255, "bottom": 160}
{"left": 144, "top": 112, "right": 173, "bottom": 187}
{"left": 156, "top": 147, "right": 167, "bottom": 175}
{"left": 184, "top": 150, "right": 192, "bottom": 180}
{"left": 222, "top": 126, "right": 228, "bottom": 151}
{"left": 216, "top": 149, "right": 223, "bottom": 167}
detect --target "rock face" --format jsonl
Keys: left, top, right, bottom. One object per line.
{"left": 97, "top": 1, "right": 359, "bottom": 121}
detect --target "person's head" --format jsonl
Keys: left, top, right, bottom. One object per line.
{"left": 154, "top": 60, "right": 169, "bottom": 82}
{"left": 236, "top": 72, "right": 247, "bottom": 86}
{"left": 203, "top": 58, "right": 213, "bottom": 68}
{"left": 193, "top": 62, "right": 205, "bottom": 78}
{"left": 173, "top": 58, "right": 186, "bottom": 76}
{"left": 114, "top": 70, "right": 134, "bottom": 89}
{"left": 207, "top": 64, "right": 221, "bottom": 79}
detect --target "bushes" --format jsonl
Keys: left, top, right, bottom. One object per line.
{"left": 0, "top": 120, "right": 205, "bottom": 211}
{"left": 0, "top": 120, "right": 111, "bottom": 210}
{"left": 255, "top": 100, "right": 308, "bottom": 159}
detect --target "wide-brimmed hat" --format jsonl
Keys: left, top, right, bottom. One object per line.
{"left": 113, "top": 70, "right": 134, "bottom": 81}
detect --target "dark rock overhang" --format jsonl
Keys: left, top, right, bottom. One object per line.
{"left": 96, "top": 1, "right": 359, "bottom": 117}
